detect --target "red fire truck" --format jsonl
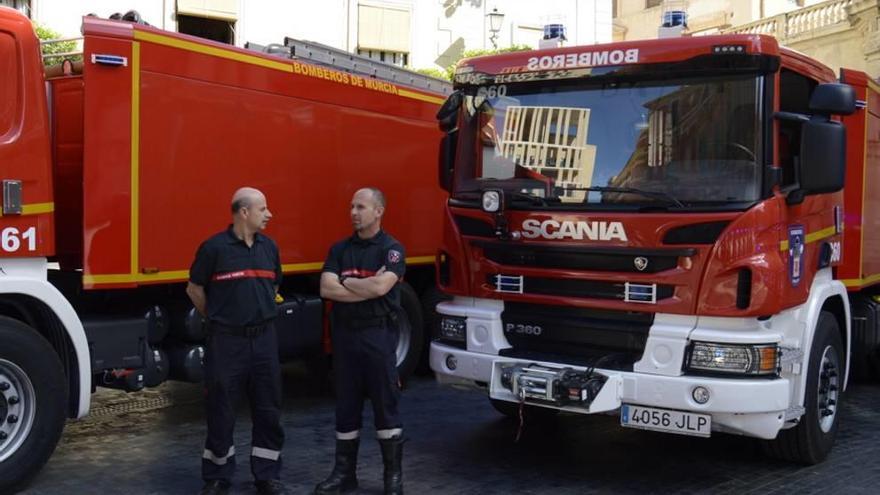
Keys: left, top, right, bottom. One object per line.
{"left": 430, "top": 34, "right": 880, "bottom": 464}
{"left": 0, "top": 8, "right": 449, "bottom": 492}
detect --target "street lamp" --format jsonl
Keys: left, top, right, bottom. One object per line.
{"left": 487, "top": 7, "right": 504, "bottom": 49}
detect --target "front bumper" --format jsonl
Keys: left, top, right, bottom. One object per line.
{"left": 430, "top": 342, "right": 790, "bottom": 439}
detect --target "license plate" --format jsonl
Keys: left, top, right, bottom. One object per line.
{"left": 620, "top": 404, "right": 711, "bottom": 437}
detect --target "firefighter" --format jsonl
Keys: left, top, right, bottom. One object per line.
{"left": 316, "top": 187, "right": 406, "bottom": 495}
{"left": 186, "top": 187, "right": 287, "bottom": 495}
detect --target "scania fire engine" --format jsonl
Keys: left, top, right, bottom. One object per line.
{"left": 430, "top": 34, "right": 880, "bottom": 464}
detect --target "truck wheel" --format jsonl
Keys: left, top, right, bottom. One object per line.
{"left": 762, "top": 311, "right": 842, "bottom": 464}
{"left": 0, "top": 316, "right": 68, "bottom": 493}
{"left": 869, "top": 346, "right": 880, "bottom": 380}
{"left": 416, "top": 286, "right": 452, "bottom": 374}
{"left": 395, "top": 283, "right": 424, "bottom": 380}
{"left": 490, "top": 398, "right": 559, "bottom": 421}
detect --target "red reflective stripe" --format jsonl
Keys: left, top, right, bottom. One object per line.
{"left": 340, "top": 269, "right": 376, "bottom": 277}
{"left": 212, "top": 269, "right": 276, "bottom": 282}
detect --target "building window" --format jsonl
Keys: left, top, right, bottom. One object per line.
{"left": 177, "top": 14, "right": 234, "bottom": 45}
{"left": 176, "top": 0, "right": 238, "bottom": 44}
{"left": 357, "top": 4, "right": 411, "bottom": 66}
{"left": 0, "top": 0, "right": 29, "bottom": 16}
{"left": 646, "top": 0, "right": 663, "bottom": 8}
{"left": 357, "top": 49, "right": 409, "bottom": 68}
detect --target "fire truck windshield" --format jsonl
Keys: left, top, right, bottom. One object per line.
{"left": 453, "top": 73, "right": 763, "bottom": 210}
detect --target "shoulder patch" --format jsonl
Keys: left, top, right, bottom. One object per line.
{"left": 387, "top": 249, "right": 402, "bottom": 264}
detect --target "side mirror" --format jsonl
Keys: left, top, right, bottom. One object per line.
{"left": 439, "top": 129, "right": 458, "bottom": 192}
{"left": 798, "top": 118, "right": 845, "bottom": 195}
{"left": 809, "top": 83, "right": 856, "bottom": 116}
{"left": 778, "top": 83, "right": 855, "bottom": 202}
{"left": 437, "top": 91, "right": 463, "bottom": 132}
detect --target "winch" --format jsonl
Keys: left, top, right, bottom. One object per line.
{"left": 499, "top": 364, "right": 606, "bottom": 407}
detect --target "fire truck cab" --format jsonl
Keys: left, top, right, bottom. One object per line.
{"left": 430, "top": 34, "right": 879, "bottom": 464}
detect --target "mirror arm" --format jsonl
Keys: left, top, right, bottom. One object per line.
{"left": 785, "top": 189, "right": 806, "bottom": 205}
{"left": 773, "top": 111, "right": 810, "bottom": 123}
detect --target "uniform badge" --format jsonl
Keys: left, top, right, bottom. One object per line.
{"left": 388, "top": 250, "right": 402, "bottom": 263}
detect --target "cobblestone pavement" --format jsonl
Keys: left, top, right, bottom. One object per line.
{"left": 20, "top": 367, "right": 880, "bottom": 495}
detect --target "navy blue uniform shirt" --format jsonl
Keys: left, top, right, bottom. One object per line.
{"left": 323, "top": 230, "right": 406, "bottom": 321}
{"left": 189, "top": 226, "right": 282, "bottom": 326}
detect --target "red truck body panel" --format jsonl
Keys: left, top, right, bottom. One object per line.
{"left": 37, "top": 17, "right": 446, "bottom": 288}
{"left": 838, "top": 69, "right": 880, "bottom": 291}
{"left": 49, "top": 76, "right": 85, "bottom": 269}
{"left": 0, "top": 7, "right": 55, "bottom": 257}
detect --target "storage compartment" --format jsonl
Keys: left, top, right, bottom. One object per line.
{"left": 83, "top": 317, "right": 147, "bottom": 371}
{"left": 275, "top": 294, "right": 323, "bottom": 360}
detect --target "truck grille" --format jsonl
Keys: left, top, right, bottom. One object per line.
{"left": 488, "top": 275, "right": 674, "bottom": 302}
{"left": 476, "top": 241, "right": 694, "bottom": 274}
{"left": 499, "top": 302, "right": 652, "bottom": 370}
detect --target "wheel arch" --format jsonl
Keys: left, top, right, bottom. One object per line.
{"left": 791, "top": 269, "right": 851, "bottom": 408}
{"left": 0, "top": 279, "right": 90, "bottom": 419}
{"left": 820, "top": 294, "right": 849, "bottom": 388}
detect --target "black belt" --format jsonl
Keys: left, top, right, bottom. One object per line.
{"left": 345, "top": 315, "right": 391, "bottom": 329}
{"left": 209, "top": 321, "right": 271, "bottom": 337}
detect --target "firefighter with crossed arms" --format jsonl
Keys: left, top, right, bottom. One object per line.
{"left": 315, "top": 187, "right": 406, "bottom": 495}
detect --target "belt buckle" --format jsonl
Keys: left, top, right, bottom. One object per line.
{"left": 244, "top": 324, "right": 261, "bottom": 337}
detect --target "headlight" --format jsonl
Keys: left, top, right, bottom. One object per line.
{"left": 482, "top": 190, "right": 501, "bottom": 213}
{"left": 686, "top": 342, "right": 778, "bottom": 376}
{"left": 439, "top": 316, "right": 467, "bottom": 342}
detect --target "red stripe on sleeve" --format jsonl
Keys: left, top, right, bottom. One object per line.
{"left": 340, "top": 269, "right": 377, "bottom": 278}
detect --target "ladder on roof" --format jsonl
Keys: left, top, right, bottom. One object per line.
{"left": 245, "top": 37, "right": 452, "bottom": 96}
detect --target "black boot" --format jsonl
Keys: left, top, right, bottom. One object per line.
{"left": 378, "top": 436, "right": 404, "bottom": 495}
{"left": 314, "top": 438, "right": 359, "bottom": 495}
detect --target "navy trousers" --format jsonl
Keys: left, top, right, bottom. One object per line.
{"left": 333, "top": 322, "right": 402, "bottom": 433}
{"left": 202, "top": 323, "right": 284, "bottom": 482}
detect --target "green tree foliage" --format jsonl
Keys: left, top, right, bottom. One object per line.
{"left": 416, "top": 44, "right": 532, "bottom": 81}
{"left": 33, "top": 23, "right": 81, "bottom": 66}
{"left": 415, "top": 67, "right": 450, "bottom": 80}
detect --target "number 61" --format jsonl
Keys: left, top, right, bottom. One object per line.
{"left": 1, "top": 226, "right": 37, "bottom": 252}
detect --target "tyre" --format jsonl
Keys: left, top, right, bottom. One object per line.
{"left": 0, "top": 316, "right": 68, "bottom": 493}
{"left": 395, "top": 283, "right": 425, "bottom": 380}
{"left": 868, "top": 345, "right": 880, "bottom": 380}
{"left": 415, "top": 286, "right": 452, "bottom": 374}
{"left": 848, "top": 294, "right": 880, "bottom": 382}
{"left": 489, "top": 398, "right": 559, "bottom": 421}
{"left": 762, "top": 311, "right": 843, "bottom": 464}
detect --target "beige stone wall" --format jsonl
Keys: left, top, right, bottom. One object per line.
{"left": 612, "top": 0, "right": 880, "bottom": 78}
{"left": 614, "top": 0, "right": 665, "bottom": 41}
{"left": 725, "top": 0, "right": 880, "bottom": 78}
{"left": 787, "top": 28, "right": 867, "bottom": 74}
{"left": 613, "top": 0, "right": 832, "bottom": 40}
{"left": 614, "top": 0, "right": 763, "bottom": 40}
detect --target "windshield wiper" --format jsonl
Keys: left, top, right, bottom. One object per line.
{"left": 507, "top": 190, "right": 549, "bottom": 206}
{"left": 560, "top": 186, "right": 685, "bottom": 208}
